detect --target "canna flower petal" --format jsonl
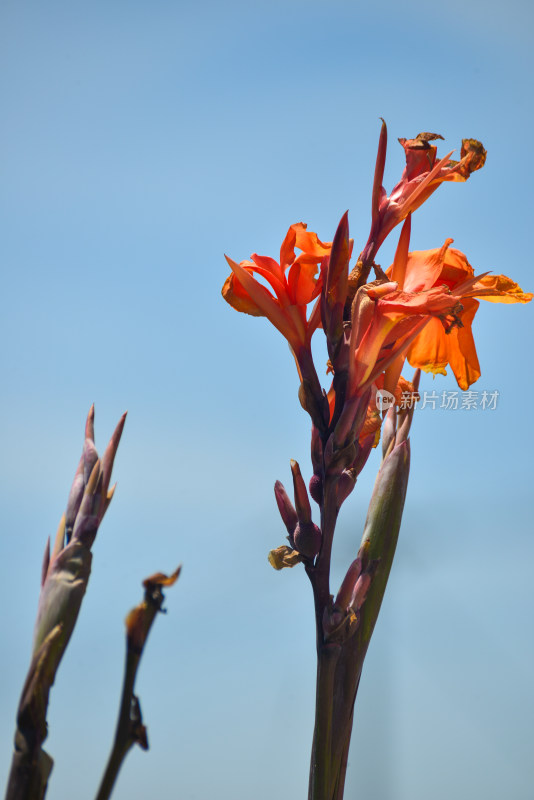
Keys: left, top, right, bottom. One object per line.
{"left": 349, "top": 281, "right": 460, "bottom": 395}
{"left": 222, "top": 224, "right": 332, "bottom": 349}
{"left": 468, "top": 273, "right": 533, "bottom": 304}
{"left": 391, "top": 241, "right": 533, "bottom": 388}
{"left": 224, "top": 255, "right": 302, "bottom": 346}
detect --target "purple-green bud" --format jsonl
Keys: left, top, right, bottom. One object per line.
{"left": 336, "top": 556, "right": 362, "bottom": 610}
{"left": 350, "top": 572, "right": 372, "bottom": 611}
{"left": 381, "top": 405, "right": 397, "bottom": 461}
{"left": 82, "top": 438, "right": 99, "bottom": 484}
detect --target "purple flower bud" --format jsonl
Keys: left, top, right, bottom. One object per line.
{"left": 83, "top": 439, "right": 99, "bottom": 484}
{"left": 309, "top": 474, "right": 323, "bottom": 505}
{"left": 274, "top": 480, "right": 298, "bottom": 536}
{"left": 293, "top": 521, "right": 321, "bottom": 559}
{"left": 290, "top": 460, "right": 312, "bottom": 524}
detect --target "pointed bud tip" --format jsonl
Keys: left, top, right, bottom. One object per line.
{"left": 85, "top": 405, "right": 95, "bottom": 440}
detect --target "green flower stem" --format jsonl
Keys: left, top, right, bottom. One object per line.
{"left": 309, "top": 645, "right": 341, "bottom": 800}
{"left": 332, "top": 439, "right": 411, "bottom": 795}
{"left": 308, "top": 434, "right": 411, "bottom": 800}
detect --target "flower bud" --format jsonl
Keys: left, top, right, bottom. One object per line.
{"left": 309, "top": 474, "right": 323, "bottom": 505}
{"left": 350, "top": 572, "right": 372, "bottom": 611}
{"left": 293, "top": 522, "right": 322, "bottom": 559}
{"left": 274, "top": 480, "right": 298, "bottom": 536}
{"left": 290, "top": 460, "right": 312, "bottom": 523}
{"left": 335, "top": 556, "right": 362, "bottom": 610}
{"left": 381, "top": 404, "right": 397, "bottom": 461}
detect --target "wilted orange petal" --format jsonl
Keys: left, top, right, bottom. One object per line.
{"left": 143, "top": 566, "right": 182, "bottom": 589}
{"left": 471, "top": 274, "right": 533, "bottom": 304}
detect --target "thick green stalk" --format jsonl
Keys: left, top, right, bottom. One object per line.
{"left": 309, "top": 645, "right": 341, "bottom": 800}
{"left": 330, "top": 439, "right": 411, "bottom": 796}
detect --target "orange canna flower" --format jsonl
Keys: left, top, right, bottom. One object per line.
{"left": 222, "top": 223, "right": 331, "bottom": 352}
{"left": 365, "top": 123, "right": 486, "bottom": 262}
{"left": 387, "top": 237, "right": 533, "bottom": 389}
{"left": 348, "top": 278, "right": 463, "bottom": 397}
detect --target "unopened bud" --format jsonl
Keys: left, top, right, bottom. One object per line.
{"left": 335, "top": 556, "right": 362, "bottom": 610}
{"left": 293, "top": 522, "right": 321, "bottom": 559}
{"left": 290, "top": 460, "right": 312, "bottom": 524}
{"left": 83, "top": 439, "right": 99, "bottom": 484}
{"left": 274, "top": 480, "right": 298, "bottom": 536}
{"left": 350, "top": 572, "right": 372, "bottom": 611}
{"left": 381, "top": 405, "right": 397, "bottom": 461}
{"left": 309, "top": 474, "right": 323, "bottom": 505}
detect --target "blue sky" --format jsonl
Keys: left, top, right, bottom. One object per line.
{"left": 1, "top": 1, "right": 533, "bottom": 798}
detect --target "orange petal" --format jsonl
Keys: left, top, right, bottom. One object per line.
{"left": 280, "top": 225, "right": 298, "bottom": 268}
{"left": 222, "top": 272, "right": 266, "bottom": 317}
{"left": 224, "top": 256, "right": 302, "bottom": 346}
{"left": 288, "top": 260, "right": 322, "bottom": 305}
{"left": 406, "top": 317, "right": 451, "bottom": 378}
{"left": 447, "top": 299, "right": 481, "bottom": 389}
{"left": 293, "top": 224, "right": 332, "bottom": 258}
{"left": 471, "top": 273, "right": 533, "bottom": 304}
{"left": 400, "top": 240, "right": 462, "bottom": 293}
